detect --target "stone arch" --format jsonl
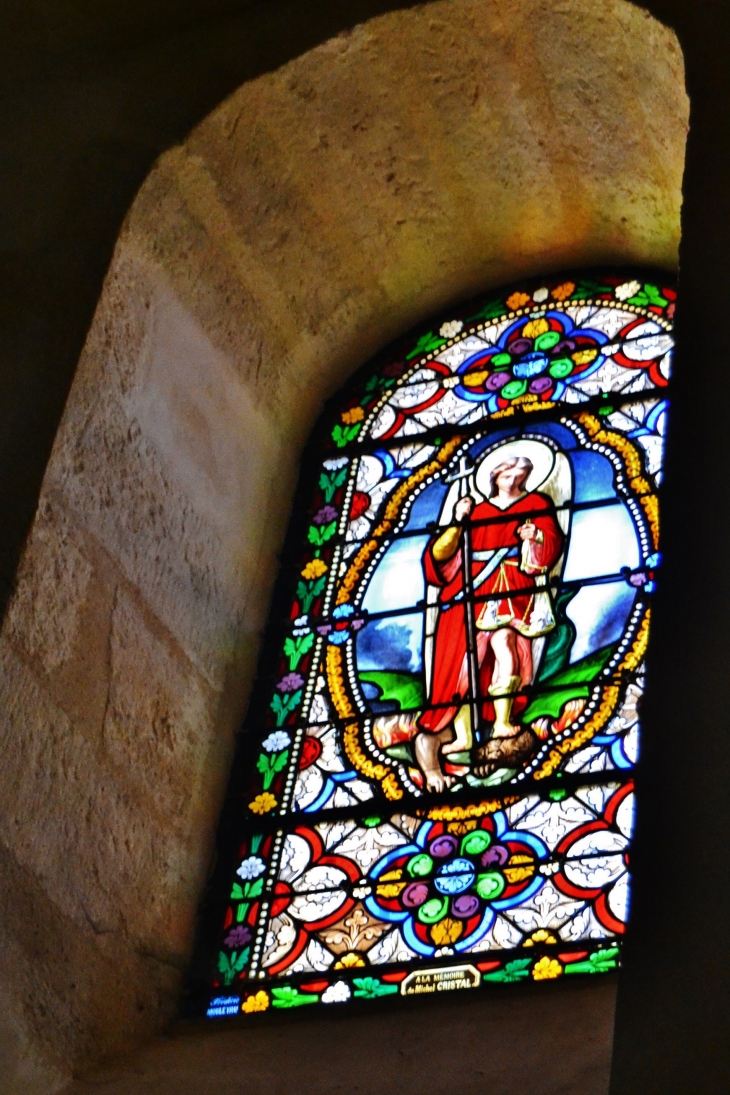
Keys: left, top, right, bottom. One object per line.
{"left": 0, "top": 0, "right": 687, "bottom": 1088}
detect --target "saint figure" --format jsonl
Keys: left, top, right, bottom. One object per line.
{"left": 415, "top": 453, "right": 564, "bottom": 791}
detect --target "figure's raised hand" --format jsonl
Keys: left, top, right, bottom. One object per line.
{"left": 454, "top": 496, "right": 475, "bottom": 521}
{"left": 518, "top": 521, "right": 537, "bottom": 541}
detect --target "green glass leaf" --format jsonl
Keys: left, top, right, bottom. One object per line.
{"left": 405, "top": 331, "right": 446, "bottom": 360}
{"left": 270, "top": 690, "right": 302, "bottom": 727}
{"left": 296, "top": 575, "right": 327, "bottom": 613}
{"left": 534, "top": 331, "right": 561, "bottom": 351}
{"left": 232, "top": 876, "right": 263, "bottom": 902}
{"left": 548, "top": 357, "right": 573, "bottom": 379}
{"left": 406, "top": 852, "right": 433, "bottom": 878}
{"left": 467, "top": 299, "right": 507, "bottom": 322}
{"left": 461, "top": 831, "right": 491, "bottom": 856}
{"left": 308, "top": 521, "right": 337, "bottom": 546}
{"left": 565, "top": 947, "right": 620, "bottom": 975}
{"left": 418, "top": 896, "right": 449, "bottom": 924}
{"left": 476, "top": 872, "right": 506, "bottom": 900}
{"left": 501, "top": 378, "right": 527, "bottom": 400}
{"left": 643, "top": 283, "right": 668, "bottom": 307}
{"left": 263, "top": 751, "right": 289, "bottom": 787}
{"left": 243, "top": 877, "right": 263, "bottom": 899}
{"left": 569, "top": 280, "right": 611, "bottom": 300}
{"left": 270, "top": 986, "right": 319, "bottom": 1008}
{"left": 353, "top": 977, "right": 399, "bottom": 998}
{"left": 233, "top": 947, "right": 250, "bottom": 973}
{"left": 483, "top": 958, "right": 532, "bottom": 983}
{"left": 218, "top": 948, "right": 249, "bottom": 985}
{"left": 319, "top": 466, "right": 348, "bottom": 502}
{"left": 331, "top": 423, "right": 361, "bottom": 448}
{"left": 284, "top": 631, "right": 314, "bottom": 670}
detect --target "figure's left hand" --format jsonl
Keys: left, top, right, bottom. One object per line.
{"left": 518, "top": 522, "right": 537, "bottom": 541}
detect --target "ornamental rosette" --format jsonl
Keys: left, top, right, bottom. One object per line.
{"left": 366, "top": 816, "right": 547, "bottom": 957}
{"left": 448, "top": 313, "right": 607, "bottom": 410}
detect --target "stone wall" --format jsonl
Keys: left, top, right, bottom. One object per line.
{"left": 0, "top": 0, "right": 687, "bottom": 1090}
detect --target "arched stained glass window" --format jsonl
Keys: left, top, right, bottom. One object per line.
{"left": 198, "top": 271, "right": 674, "bottom": 1019}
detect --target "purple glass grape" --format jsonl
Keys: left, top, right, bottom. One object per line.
{"left": 429, "top": 834, "right": 458, "bottom": 859}
{"left": 402, "top": 882, "right": 430, "bottom": 908}
{"left": 509, "top": 338, "right": 532, "bottom": 355}
{"left": 451, "top": 893, "right": 481, "bottom": 919}
{"left": 482, "top": 844, "right": 509, "bottom": 867}
{"left": 529, "top": 376, "right": 553, "bottom": 394}
{"left": 486, "top": 371, "right": 510, "bottom": 391}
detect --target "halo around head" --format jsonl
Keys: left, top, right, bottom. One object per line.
{"left": 475, "top": 439, "right": 555, "bottom": 497}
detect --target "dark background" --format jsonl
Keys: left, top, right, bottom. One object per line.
{"left": 0, "top": 2, "right": 728, "bottom": 1091}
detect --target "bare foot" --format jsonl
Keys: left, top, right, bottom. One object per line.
{"left": 415, "top": 728, "right": 454, "bottom": 793}
{"left": 491, "top": 720, "right": 522, "bottom": 740}
{"left": 442, "top": 706, "right": 472, "bottom": 755}
{"left": 424, "top": 769, "right": 455, "bottom": 793}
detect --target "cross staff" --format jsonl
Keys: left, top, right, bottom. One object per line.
{"left": 445, "top": 454, "right": 480, "bottom": 747}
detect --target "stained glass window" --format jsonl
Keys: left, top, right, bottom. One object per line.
{"left": 196, "top": 271, "right": 674, "bottom": 1019}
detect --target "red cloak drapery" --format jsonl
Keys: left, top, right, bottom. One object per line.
{"left": 418, "top": 491, "right": 563, "bottom": 735}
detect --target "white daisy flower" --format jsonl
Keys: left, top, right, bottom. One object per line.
{"left": 236, "top": 856, "right": 266, "bottom": 881}
{"left": 262, "top": 731, "right": 291, "bottom": 753}
{"left": 322, "top": 980, "right": 351, "bottom": 1004}
{"left": 439, "top": 320, "right": 464, "bottom": 339}
{"left": 615, "top": 280, "right": 641, "bottom": 301}
{"left": 532, "top": 287, "right": 549, "bottom": 303}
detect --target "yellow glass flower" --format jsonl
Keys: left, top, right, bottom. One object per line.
{"left": 242, "top": 990, "right": 270, "bottom": 1013}
{"left": 504, "top": 864, "right": 535, "bottom": 883}
{"left": 551, "top": 281, "right": 575, "bottom": 301}
{"left": 572, "top": 348, "right": 598, "bottom": 366}
{"left": 532, "top": 956, "right": 562, "bottom": 981}
{"left": 249, "top": 792, "right": 277, "bottom": 815}
{"left": 375, "top": 882, "right": 406, "bottom": 898}
{"left": 523, "top": 929, "right": 557, "bottom": 946}
{"left": 301, "top": 558, "right": 327, "bottom": 580}
{"left": 431, "top": 917, "right": 463, "bottom": 946}
{"left": 523, "top": 317, "right": 549, "bottom": 339}
{"left": 506, "top": 291, "right": 531, "bottom": 310}
{"left": 334, "top": 952, "right": 366, "bottom": 969}
{"left": 341, "top": 406, "right": 365, "bottom": 425}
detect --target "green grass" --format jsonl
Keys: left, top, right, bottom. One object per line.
{"left": 360, "top": 645, "right": 615, "bottom": 727}
{"left": 359, "top": 670, "right": 425, "bottom": 711}
{"left": 523, "top": 644, "right": 614, "bottom": 722}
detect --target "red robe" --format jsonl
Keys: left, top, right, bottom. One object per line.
{"left": 419, "top": 491, "right": 563, "bottom": 734}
